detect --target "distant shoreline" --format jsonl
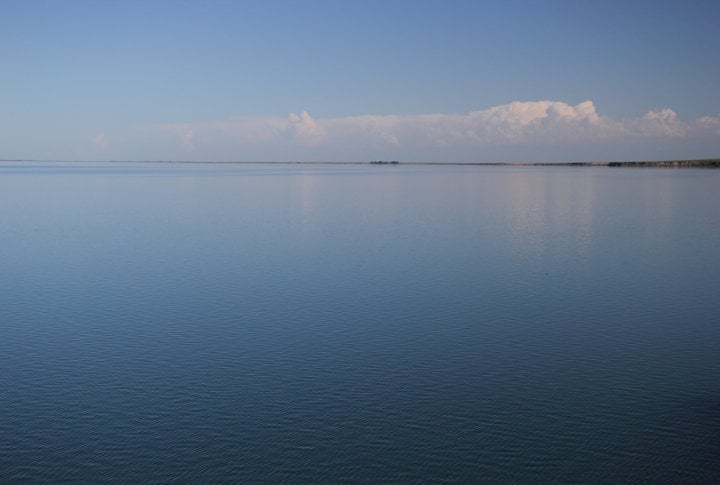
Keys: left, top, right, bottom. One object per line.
{"left": 369, "top": 159, "right": 720, "bottom": 168}
{"left": 0, "top": 158, "right": 718, "bottom": 167}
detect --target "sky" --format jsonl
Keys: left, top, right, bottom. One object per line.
{"left": 1, "top": 0, "right": 719, "bottom": 163}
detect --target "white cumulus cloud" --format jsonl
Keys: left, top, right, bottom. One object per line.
{"left": 110, "top": 100, "right": 719, "bottom": 162}
{"left": 288, "top": 111, "right": 326, "bottom": 145}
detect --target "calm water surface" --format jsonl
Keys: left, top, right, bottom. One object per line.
{"left": 1, "top": 163, "right": 719, "bottom": 482}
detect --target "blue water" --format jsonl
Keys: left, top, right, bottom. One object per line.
{"left": 1, "top": 162, "right": 719, "bottom": 482}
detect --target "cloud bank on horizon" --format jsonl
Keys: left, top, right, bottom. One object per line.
{"left": 98, "top": 100, "right": 719, "bottom": 163}
{"left": 4, "top": 2, "right": 719, "bottom": 163}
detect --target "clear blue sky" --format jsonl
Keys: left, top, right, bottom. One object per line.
{"left": 2, "top": 0, "right": 719, "bottom": 162}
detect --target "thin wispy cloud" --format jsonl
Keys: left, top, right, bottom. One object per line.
{"left": 92, "top": 133, "right": 110, "bottom": 149}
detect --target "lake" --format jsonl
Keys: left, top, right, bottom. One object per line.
{"left": 1, "top": 162, "right": 719, "bottom": 482}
